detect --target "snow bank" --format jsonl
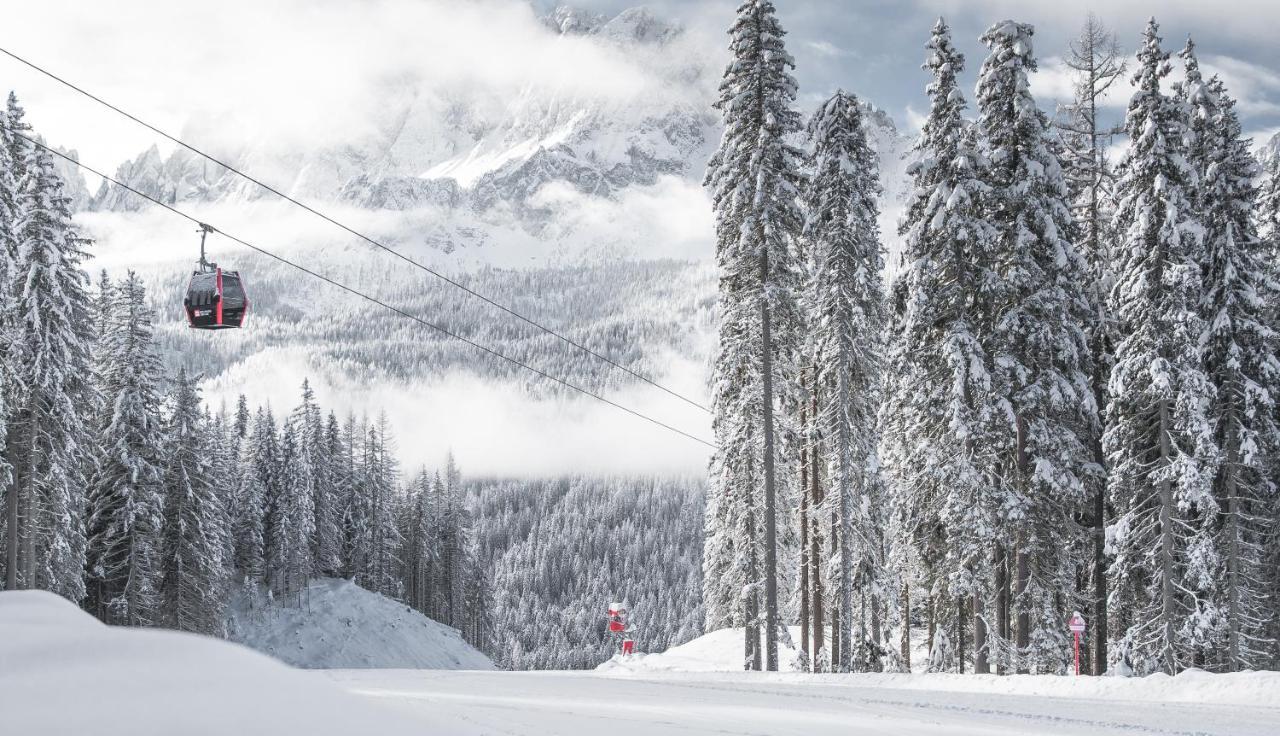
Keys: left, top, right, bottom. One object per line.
{"left": 0, "top": 590, "right": 425, "bottom": 736}
{"left": 226, "top": 577, "right": 494, "bottom": 669}
{"left": 600, "top": 626, "right": 1280, "bottom": 707}
{"left": 598, "top": 625, "right": 808, "bottom": 673}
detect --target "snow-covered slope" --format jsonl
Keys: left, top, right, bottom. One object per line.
{"left": 0, "top": 590, "right": 425, "bottom": 736}
{"left": 226, "top": 577, "right": 495, "bottom": 669}
{"left": 599, "top": 626, "right": 1280, "bottom": 709}
{"left": 597, "top": 626, "right": 808, "bottom": 673}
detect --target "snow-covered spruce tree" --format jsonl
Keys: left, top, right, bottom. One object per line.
{"left": 158, "top": 368, "right": 229, "bottom": 635}
{"left": 1180, "top": 44, "right": 1280, "bottom": 672}
{"left": 1104, "top": 20, "right": 1219, "bottom": 676}
{"left": 975, "top": 20, "right": 1100, "bottom": 674}
{"left": 366, "top": 414, "right": 402, "bottom": 598}
{"left": 1260, "top": 149, "right": 1280, "bottom": 669}
{"left": 1055, "top": 13, "right": 1127, "bottom": 675}
{"left": 438, "top": 451, "right": 468, "bottom": 627}
{"left": 2, "top": 135, "right": 95, "bottom": 601}
{"left": 401, "top": 468, "right": 437, "bottom": 614}
{"left": 85, "top": 272, "right": 166, "bottom": 625}
{"left": 289, "top": 379, "right": 341, "bottom": 576}
{"left": 268, "top": 414, "right": 315, "bottom": 601}
{"left": 0, "top": 99, "right": 19, "bottom": 591}
{"left": 802, "top": 90, "right": 886, "bottom": 672}
{"left": 882, "top": 17, "right": 1000, "bottom": 675}
{"left": 230, "top": 413, "right": 267, "bottom": 583}
{"left": 232, "top": 394, "right": 250, "bottom": 440}
{"left": 703, "top": 0, "right": 805, "bottom": 672}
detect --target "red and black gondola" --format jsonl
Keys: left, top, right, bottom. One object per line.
{"left": 183, "top": 224, "right": 249, "bottom": 330}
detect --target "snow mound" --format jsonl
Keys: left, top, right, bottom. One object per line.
{"left": 0, "top": 590, "right": 425, "bottom": 736}
{"left": 598, "top": 626, "right": 806, "bottom": 673}
{"left": 600, "top": 626, "right": 1280, "bottom": 707}
{"left": 227, "top": 577, "right": 494, "bottom": 670}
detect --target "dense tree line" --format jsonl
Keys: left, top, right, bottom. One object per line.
{"left": 705, "top": 2, "right": 1280, "bottom": 676}
{"left": 469, "top": 475, "right": 704, "bottom": 670}
{"left": 0, "top": 99, "right": 492, "bottom": 650}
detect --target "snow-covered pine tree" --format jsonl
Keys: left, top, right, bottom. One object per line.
{"left": 882, "top": 17, "right": 1000, "bottom": 675}
{"left": 290, "top": 379, "right": 340, "bottom": 576}
{"left": 0, "top": 97, "right": 18, "bottom": 591}
{"left": 703, "top": 0, "right": 805, "bottom": 672}
{"left": 339, "top": 413, "right": 369, "bottom": 581}
{"left": 401, "top": 468, "right": 436, "bottom": 614}
{"left": 1105, "top": 19, "right": 1219, "bottom": 676}
{"left": 233, "top": 394, "right": 250, "bottom": 440}
{"left": 802, "top": 90, "right": 886, "bottom": 672}
{"left": 85, "top": 272, "right": 166, "bottom": 625}
{"left": 1055, "top": 13, "right": 1127, "bottom": 675}
{"left": 974, "top": 20, "right": 1099, "bottom": 674}
{"left": 1180, "top": 43, "right": 1280, "bottom": 671}
{"left": 1260, "top": 149, "right": 1280, "bottom": 670}
{"left": 2, "top": 130, "right": 96, "bottom": 601}
{"left": 158, "top": 368, "right": 229, "bottom": 635}
{"left": 364, "top": 414, "right": 402, "bottom": 598}
{"left": 230, "top": 411, "right": 267, "bottom": 582}
{"left": 268, "top": 413, "right": 315, "bottom": 601}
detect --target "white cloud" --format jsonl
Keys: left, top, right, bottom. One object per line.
{"left": 3, "top": 0, "right": 673, "bottom": 173}
{"left": 200, "top": 343, "right": 714, "bottom": 478}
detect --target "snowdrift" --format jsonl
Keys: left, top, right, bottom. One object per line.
{"left": 226, "top": 577, "right": 494, "bottom": 670}
{"left": 0, "top": 590, "right": 425, "bottom": 736}
{"left": 599, "top": 626, "right": 1280, "bottom": 707}
{"left": 597, "top": 625, "right": 808, "bottom": 673}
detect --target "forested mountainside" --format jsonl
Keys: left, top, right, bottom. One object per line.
{"left": 145, "top": 253, "right": 716, "bottom": 401}
{"left": 469, "top": 475, "right": 705, "bottom": 670}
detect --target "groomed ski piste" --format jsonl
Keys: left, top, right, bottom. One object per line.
{"left": 5, "top": 591, "right": 1278, "bottom": 736}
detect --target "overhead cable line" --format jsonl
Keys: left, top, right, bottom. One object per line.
{"left": 10, "top": 129, "right": 718, "bottom": 451}
{"left": 0, "top": 45, "right": 712, "bottom": 414}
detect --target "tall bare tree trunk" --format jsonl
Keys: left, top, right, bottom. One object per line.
{"left": 830, "top": 507, "right": 841, "bottom": 669}
{"left": 810, "top": 379, "right": 824, "bottom": 671}
{"left": 1059, "top": 13, "right": 1127, "bottom": 675}
{"left": 900, "top": 581, "right": 911, "bottom": 671}
{"left": 760, "top": 247, "right": 779, "bottom": 672}
{"left": 800, "top": 399, "right": 811, "bottom": 668}
{"left": 1092, "top": 475, "right": 1107, "bottom": 675}
{"left": 957, "top": 596, "right": 966, "bottom": 674}
{"left": 745, "top": 496, "right": 761, "bottom": 671}
{"left": 1015, "top": 416, "right": 1031, "bottom": 674}
{"left": 1158, "top": 399, "right": 1176, "bottom": 674}
{"left": 995, "top": 545, "right": 1009, "bottom": 674}
{"left": 974, "top": 584, "right": 990, "bottom": 673}
{"left": 3, "top": 424, "right": 17, "bottom": 590}
{"left": 836, "top": 344, "right": 853, "bottom": 672}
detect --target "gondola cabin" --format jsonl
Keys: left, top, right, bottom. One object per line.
{"left": 184, "top": 266, "right": 249, "bottom": 329}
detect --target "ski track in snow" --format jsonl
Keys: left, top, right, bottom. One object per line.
{"left": 323, "top": 670, "right": 1280, "bottom": 735}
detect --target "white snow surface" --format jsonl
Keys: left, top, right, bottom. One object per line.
{"left": 226, "top": 576, "right": 494, "bottom": 670}
{"left": 0, "top": 590, "right": 425, "bottom": 736}
{"left": 326, "top": 668, "right": 1280, "bottom": 735}
{"left": 5, "top": 593, "right": 1277, "bottom": 735}
{"left": 601, "top": 626, "right": 1280, "bottom": 707}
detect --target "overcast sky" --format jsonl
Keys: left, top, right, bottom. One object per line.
{"left": 547, "top": 0, "right": 1280, "bottom": 146}
{"left": 3, "top": 0, "right": 1277, "bottom": 175}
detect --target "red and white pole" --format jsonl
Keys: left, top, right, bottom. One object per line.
{"left": 1068, "top": 612, "right": 1086, "bottom": 676}
{"left": 1073, "top": 631, "right": 1080, "bottom": 676}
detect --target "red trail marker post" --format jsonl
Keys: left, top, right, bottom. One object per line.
{"left": 1068, "top": 612, "right": 1086, "bottom": 676}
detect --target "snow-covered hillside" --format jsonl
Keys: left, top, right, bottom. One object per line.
{"left": 226, "top": 577, "right": 494, "bottom": 670}
{"left": 0, "top": 590, "right": 425, "bottom": 736}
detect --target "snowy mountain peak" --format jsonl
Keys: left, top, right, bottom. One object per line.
{"left": 544, "top": 5, "right": 681, "bottom": 45}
